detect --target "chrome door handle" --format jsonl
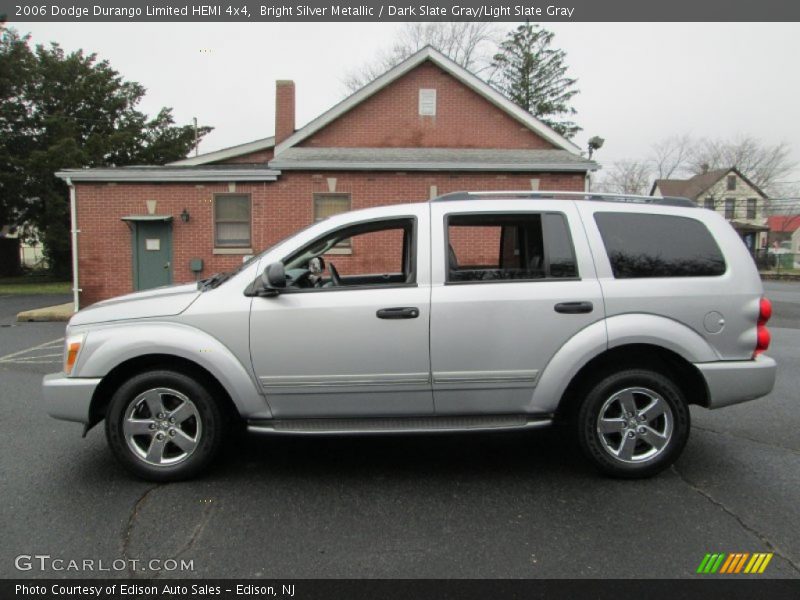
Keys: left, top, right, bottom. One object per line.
{"left": 164, "top": 261, "right": 170, "bottom": 270}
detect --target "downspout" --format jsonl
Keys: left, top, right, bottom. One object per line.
{"left": 66, "top": 177, "right": 80, "bottom": 312}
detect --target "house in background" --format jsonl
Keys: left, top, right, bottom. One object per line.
{"left": 767, "top": 215, "right": 800, "bottom": 248}
{"left": 0, "top": 225, "right": 45, "bottom": 272}
{"left": 55, "top": 46, "right": 598, "bottom": 309}
{"left": 650, "top": 167, "right": 769, "bottom": 253}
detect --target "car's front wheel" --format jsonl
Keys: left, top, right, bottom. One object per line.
{"left": 105, "top": 370, "right": 225, "bottom": 481}
{"left": 575, "top": 369, "right": 690, "bottom": 478}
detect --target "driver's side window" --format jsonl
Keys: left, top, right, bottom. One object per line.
{"left": 283, "top": 218, "right": 416, "bottom": 291}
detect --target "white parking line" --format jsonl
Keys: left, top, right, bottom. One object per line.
{"left": 0, "top": 337, "right": 64, "bottom": 364}
{"left": 12, "top": 353, "right": 63, "bottom": 360}
{"left": 3, "top": 359, "right": 61, "bottom": 364}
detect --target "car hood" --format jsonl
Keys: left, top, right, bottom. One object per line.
{"left": 69, "top": 283, "right": 201, "bottom": 326}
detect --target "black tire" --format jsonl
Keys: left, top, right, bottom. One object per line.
{"left": 575, "top": 369, "right": 690, "bottom": 479}
{"left": 105, "top": 370, "right": 225, "bottom": 481}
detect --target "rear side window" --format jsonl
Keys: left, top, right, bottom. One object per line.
{"left": 594, "top": 213, "right": 726, "bottom": 278}
{"left": 446, "top": 213, "right": 578, "bottom": 282}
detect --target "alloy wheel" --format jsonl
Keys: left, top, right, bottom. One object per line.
{"left": 122, "top": 387, "right": 202, "bottom": 467}
{"left": 596, "top": 386, "right": 674, "bottom": 463}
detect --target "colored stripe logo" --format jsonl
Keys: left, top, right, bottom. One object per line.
{"left": 697, "top": 552, "right": 773, "bottom": 574}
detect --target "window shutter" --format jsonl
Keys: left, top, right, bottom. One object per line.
{"left": 419, "top": 89, "right": 437, "bottom": 116}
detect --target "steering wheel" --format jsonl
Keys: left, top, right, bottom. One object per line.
{"left": 328, "top": 262, "right": 342, "bottom": 287}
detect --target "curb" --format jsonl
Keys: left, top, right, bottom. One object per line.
{"left": 760, "top": 274, "right": 800, "bottom": 282}
{"left": 16, "top": 302, "right": 75, "bottom": 322}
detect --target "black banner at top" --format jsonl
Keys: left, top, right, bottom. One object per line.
{"left": 2, "top": 0, "right": 800, "bottom": 22}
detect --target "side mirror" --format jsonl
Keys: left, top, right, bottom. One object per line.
{"left": 260, "top": 262, "right": 286, "bottom": 296}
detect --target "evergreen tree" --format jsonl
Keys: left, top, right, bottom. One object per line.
{"left": 492, "top": 24, "right": 581, "bottom": 139}
{"left": 0, "top": 25, "right": 212, "bottom": 277}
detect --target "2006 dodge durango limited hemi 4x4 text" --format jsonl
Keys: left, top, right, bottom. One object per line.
{"left": 43, "top": 191, "right": 777, "bottom": 481}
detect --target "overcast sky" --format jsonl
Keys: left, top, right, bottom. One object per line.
{"left": 14, "top": 21, "right": 800, "bottom": 183}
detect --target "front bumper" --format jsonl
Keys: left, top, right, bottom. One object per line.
{"left": 695, "top": 355, "right": 777, "bottom": 409}
{"left": 42, "top": 373, "right": 101, "bottom": 423}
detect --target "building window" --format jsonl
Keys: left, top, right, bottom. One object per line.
{"left": 747, "top": 198, "right": 757, "bottom": 219}
{"left": 314, "top": 193, "right": 352, "bottom": 248}
{"left": 725, "top": 198, "right": 736, "bottom": 220}
{"left": 214, "top": 194, "right": 251, "bottom": 248}
{"left": 727, "top": 175, "right": 737, "bottom": 191}
{"left": 314, "top": 193, "right": 351, "bottom": 221}
{"left": 419, "top": 88, "right": 437, "bottom": 116}
{"left": 704, "top": 197, "right": 715, "bottom": 210}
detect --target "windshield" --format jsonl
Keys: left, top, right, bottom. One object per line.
{"left": 198, "top": 221, "right": 321, "bottom": 290}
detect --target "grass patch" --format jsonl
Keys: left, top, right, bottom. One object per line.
{"left": 0, "top": 274, "right": 71, "bottom": 295}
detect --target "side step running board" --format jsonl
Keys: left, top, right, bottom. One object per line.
{"left": 247, "top": 414, "right": 552, "bottom": 436}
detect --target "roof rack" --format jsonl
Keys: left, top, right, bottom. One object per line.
{"left": 430, "top": 191, "right": 697, "bottom": 208}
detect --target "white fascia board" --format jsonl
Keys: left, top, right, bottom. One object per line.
{"left": 168, "top": 136, "right": 275, "bottom": 166}
{"left": 55, "top": 169, "right": 281, "bottom": 183}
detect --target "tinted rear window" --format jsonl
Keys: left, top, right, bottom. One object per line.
{"left": 594, "top": 213, "right": 726, "bottom": 278}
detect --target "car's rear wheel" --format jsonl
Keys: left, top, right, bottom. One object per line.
{"left": 576, "top": 369, "right": 690, "bottom": 478}
{"left": 105, "top": 370, "right": 225, "bottom": 481}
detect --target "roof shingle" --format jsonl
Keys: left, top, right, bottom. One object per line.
{"left": 268, "top": 147, "right": 597, "bottom": 172}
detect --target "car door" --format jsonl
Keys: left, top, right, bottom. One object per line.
{"left": 429, "top": 200, "right": 604, "bottom": 415}
{"left": 248, "top": 205, "right": 433, "bottom": 418}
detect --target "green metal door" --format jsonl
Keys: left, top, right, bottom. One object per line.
{"left": 133, "top": 221, "right": 173, "bottom": 290}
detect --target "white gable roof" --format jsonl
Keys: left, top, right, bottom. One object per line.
{"left": 275, "top": 45, "right": 582, "bottom": 156}
{"left": 170, "top": 46, "right": 583, "bottom": 166}
{"left": 169, "top": 136, "right": 275, "bottom": 166}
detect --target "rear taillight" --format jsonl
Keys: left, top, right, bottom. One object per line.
{"left": 754, "top": 297, "right": 772, "bottom": 356}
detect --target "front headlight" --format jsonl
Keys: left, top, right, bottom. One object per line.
{"left": 64, "top": 333, "right": 85, "bottom": 375}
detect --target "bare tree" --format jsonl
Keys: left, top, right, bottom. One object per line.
{"left": 594, "top": 160, "right": 652, "bottom": 195}
{"left": 343, "top": 23, "right": 502, "bottom": 93}
{"left": 683, "top": 136, "right": 796, "bottom": 195}
{"left": 650, "top": 134, "right": 693, "bottom": 179}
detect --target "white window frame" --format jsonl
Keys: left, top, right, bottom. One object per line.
{"left": 418, "top": 89, "right": 437, "bottom": 116}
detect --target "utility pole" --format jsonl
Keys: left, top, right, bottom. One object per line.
{"left": 193, "top": 117, "right": 199, "bottom": 157}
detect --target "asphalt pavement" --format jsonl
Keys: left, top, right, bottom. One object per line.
{"left": 0, "top": 284, "right": 798, "bottom": 579}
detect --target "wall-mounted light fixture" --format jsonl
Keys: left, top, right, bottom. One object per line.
{"left": 180, "top": 208, "right": 190, "bottom": 223}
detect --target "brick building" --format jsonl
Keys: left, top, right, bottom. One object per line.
{"left": 56, "top": 46, "right": 597, "bottom": 308}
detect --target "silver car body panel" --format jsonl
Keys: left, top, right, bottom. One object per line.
{"left": 248, "top": 204, "right": 433, "bottom": 418}
{"left": 605, "top": 314, "right": 720, "bottom": 362}
{"left": 44, "top": 197, "right": 776, "bottom": 429}
{"left": 696, "top": 355, "right": 777, "bottom": 408}
{"left": 429, "top": 199, "right": 605, "bottom": 415}
{"left": 578, "top": 202, "right": 764, "bottom": 361}
{"left": 69, "top": 283, "right": 201, "bottom": 326}
{"left": 42, "top": 373, "right": 101, "bottom": 423}
{"left": 72, "top": 321, "right": 270, "bottom": 419}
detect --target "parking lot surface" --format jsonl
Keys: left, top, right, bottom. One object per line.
{"left": 1, "top": 283, "right": 798, "bottom": 578}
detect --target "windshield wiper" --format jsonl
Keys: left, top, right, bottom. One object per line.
{"left": 198, "top": 272, "right": 231, "bottom": 291}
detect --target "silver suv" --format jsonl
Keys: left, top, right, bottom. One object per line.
{"left": 43, "top": 191, "right": 777, "bottom": 481}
